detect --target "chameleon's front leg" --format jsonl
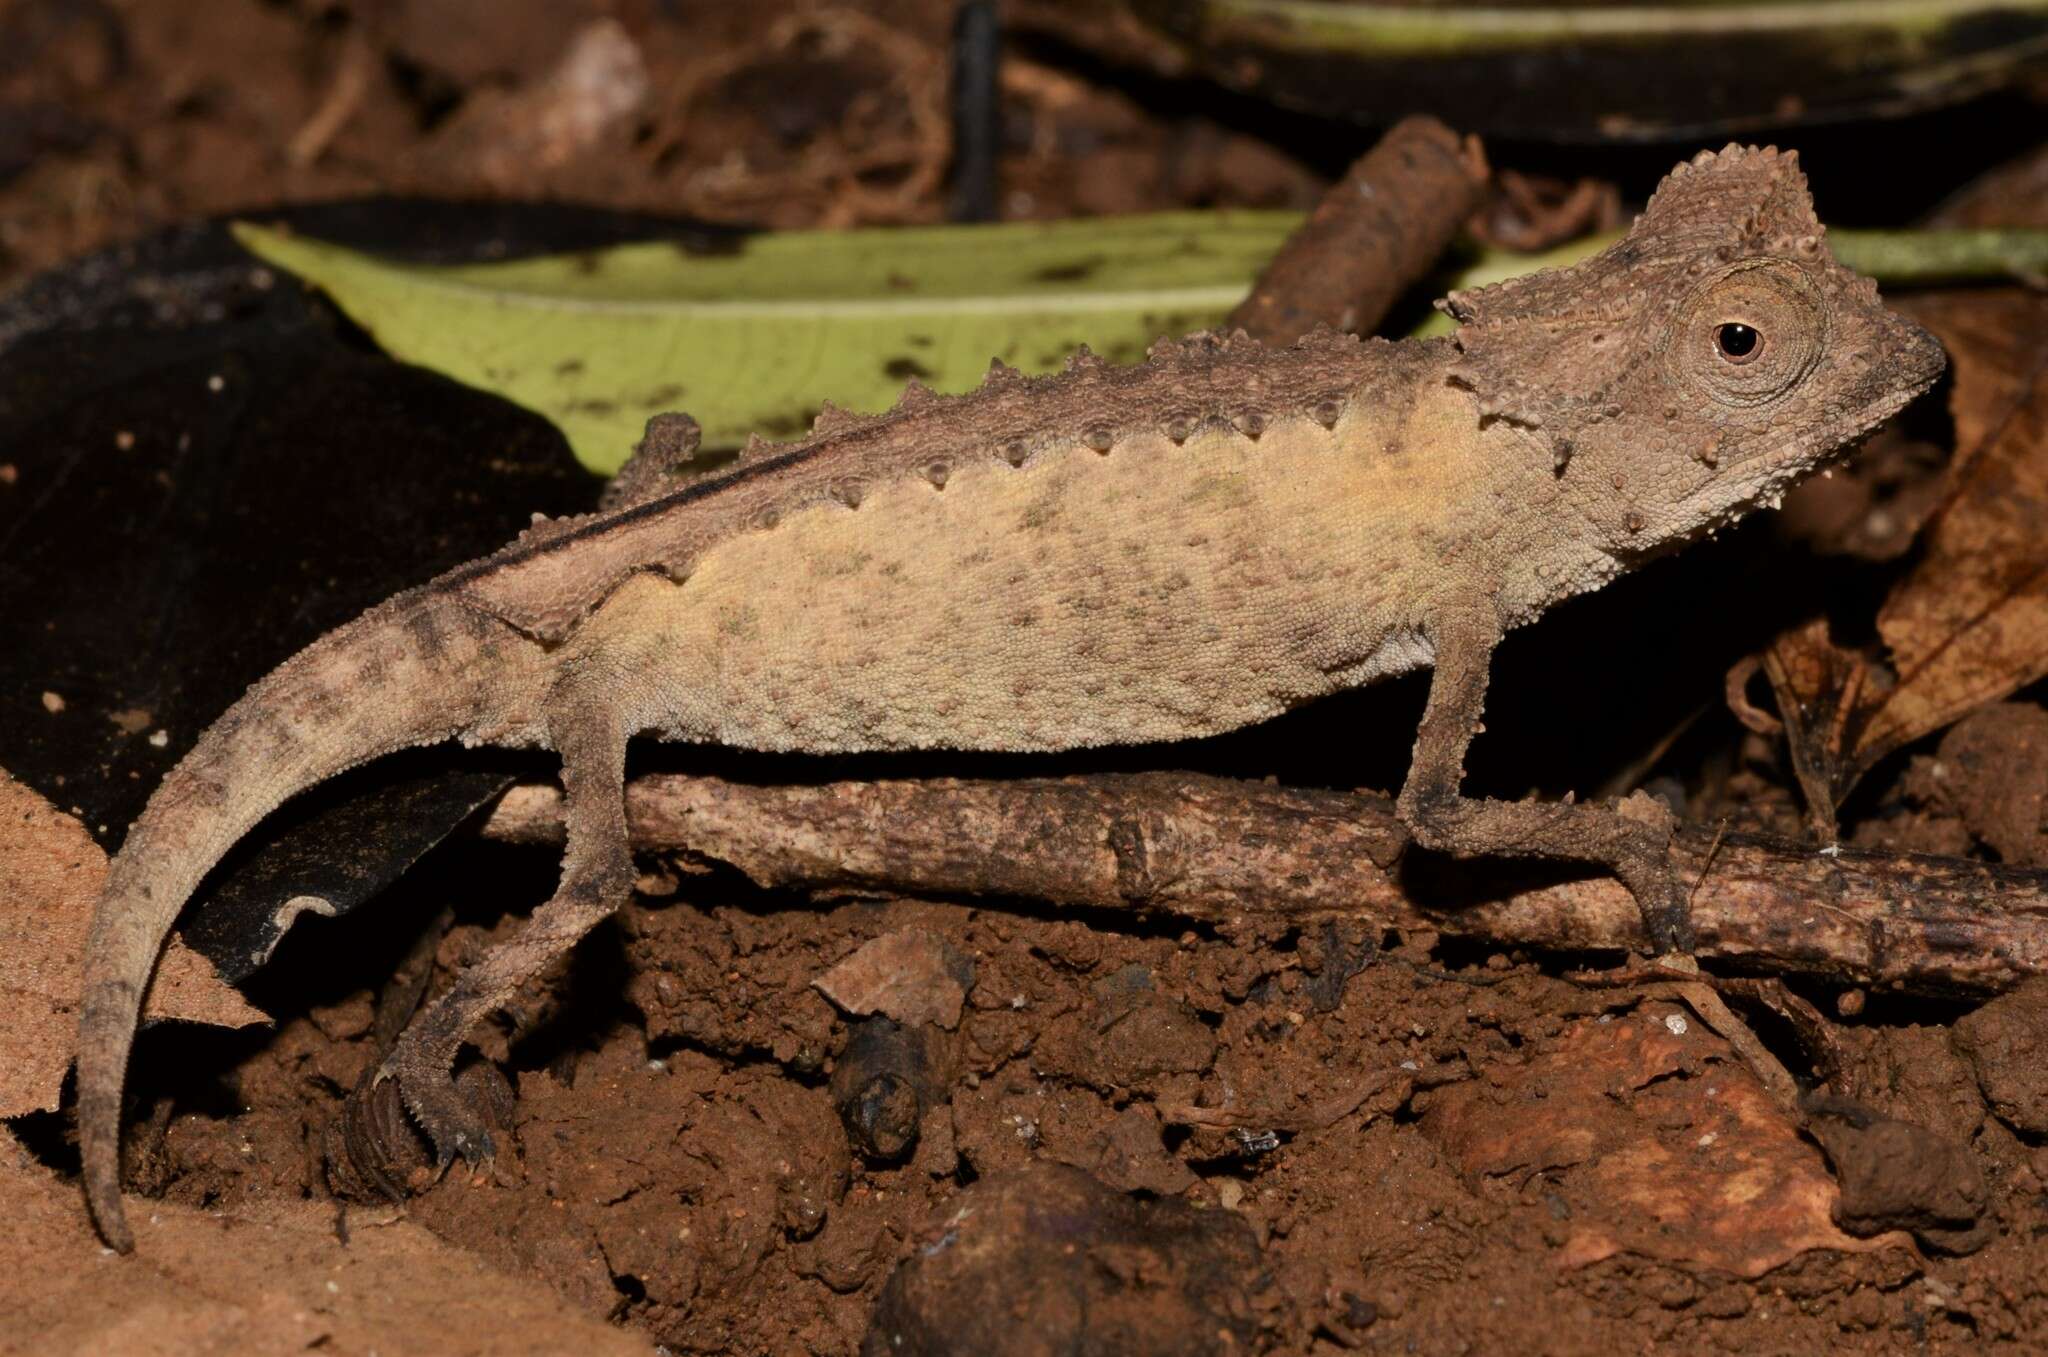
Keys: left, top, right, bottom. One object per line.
{"left": 345, "top": 694, "right": 634, "bottom": 1185}
{"left": 1395, "top": 603, "right": 1696, "bottom": 954}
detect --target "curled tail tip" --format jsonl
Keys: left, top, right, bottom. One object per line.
{"left": 77, "top": 979, "right": 141, "bottom": 1252}
{"left": 81, "top": 1111, "right": 134, "bottom": 1252}
{"left": 85, "top": 1182, "right": 135, "bottom": 1254}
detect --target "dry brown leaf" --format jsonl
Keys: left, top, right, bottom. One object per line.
{"left": 1746, "top": 617, "right": 1878, "bottom": 842}
{"left": 1423, "top": 1002, "right": 1908, "bottom": 1277}
{"left": 1871, "top": 294, "right": 2048, "bottom": 747}
{"left": 813, "top": 927, "right": 972, "bottom": 1030}
{"left": 1743, "top": 290, "right": 2048, "bottom": 832}
{"left": 0, "top": 769, "right": 267, "bottom": 1117}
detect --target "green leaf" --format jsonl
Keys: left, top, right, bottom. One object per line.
{"left": 232, "top": 216, "right": 1297, "bottom": 474}
{"left": 236, "top": 216, "right": 2048, "bottom": 476}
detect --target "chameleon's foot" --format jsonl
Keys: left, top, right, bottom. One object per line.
{"left": 1610, "top": 792, "right": 1695, "bottom": 956}
{"left": 331, "top": 1059, "right": 515, "bottom": 1201}
{"left": 1626, "top": 862, "right": 1697, "bottom": 956}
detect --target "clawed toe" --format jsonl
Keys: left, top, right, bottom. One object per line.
{"left": 1643, "top": 902, "right": 1697, "bottom": 956}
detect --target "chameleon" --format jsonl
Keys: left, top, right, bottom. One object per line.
{"left": 77, "top": 145, "right": 1943, "bottom": 1251}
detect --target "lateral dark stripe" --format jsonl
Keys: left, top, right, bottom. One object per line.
{"left": 436, "top": 442, "right": 821, "bottom": 588}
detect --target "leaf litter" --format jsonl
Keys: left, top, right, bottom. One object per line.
{"left": 1741, "top": 288, "right": 2048, "bottom": 835}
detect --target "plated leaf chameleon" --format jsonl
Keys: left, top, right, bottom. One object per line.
{"left": 77, "top": 145, "right": 1944, "bottom": 1250}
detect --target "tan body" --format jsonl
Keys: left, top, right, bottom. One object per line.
{"left": 587, "top": 373, "right": 1595, "bottom": 755}
{"left": 77, "top": 147, "right": 1946, "bottom": 1252}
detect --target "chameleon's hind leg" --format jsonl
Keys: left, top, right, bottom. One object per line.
{"left": 1396, "top": 604, "right": 1695, "bottom": 954}
{"left": 350, "top": 698, "right": 632, "bottom": 1181}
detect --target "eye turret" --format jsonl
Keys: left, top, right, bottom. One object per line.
{"left": 1668, "top": 260, "right": 1827, "bottom": 410}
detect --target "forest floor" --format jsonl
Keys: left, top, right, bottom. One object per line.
{"left": 3, "top": 2, "right": 2047, "bottom": 1353}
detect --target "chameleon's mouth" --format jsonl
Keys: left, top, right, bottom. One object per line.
{"left": 1849, "top": 312, "right": 1947, "bottom": 435}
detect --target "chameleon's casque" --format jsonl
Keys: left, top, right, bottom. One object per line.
{"left": 76, "top": 146, "right": 1944, "bottom": 1251}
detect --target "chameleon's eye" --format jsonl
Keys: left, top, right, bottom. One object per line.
{"left": 1715, "top": 323, "right": 1760, "bottom": 363}
{"left": 1669, "top": 260, "right": 1827, "bottom": 412}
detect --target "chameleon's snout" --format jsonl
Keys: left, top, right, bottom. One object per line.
{"left": 1844, "top": 309, "right": 1945, "bottom": 433}
{"left": 1894, "top": 314, "right": 1948, "bottom": 397}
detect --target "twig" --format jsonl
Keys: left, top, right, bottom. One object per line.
{"left": 478, "top": 770, "right": 2048, "bottom": 997}
{"left": 287, "top": 31, "right": 375, "bottom": 168}
{"left": 1225, "top": 116, "right": 1487, "bottom": 344}
{"left": 1155, "top": 1058, "right": 1469, "bottom": 1133}
{"left": 1688, "top": 817, "right": 1729, "bottom": 908}
{"left": 947, "top": 0, "right": 1002, "bottom": 223}
{"left": 1668, "top": 980, "right": 1802, "bottom": 1113}
{"left": 1720, "top": 977, "right": 1848, "bottom": 1088}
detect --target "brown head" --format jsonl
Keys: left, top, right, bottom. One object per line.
{"left": 1440, "top": 145, "right": 1945, "bottom": 558}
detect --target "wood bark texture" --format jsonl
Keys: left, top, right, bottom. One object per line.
{"left": 479, "top": 770, "right": 2048, "bottom": 997}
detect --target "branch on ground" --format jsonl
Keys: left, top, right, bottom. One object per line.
{"left": 478, "top": 770, "right": 2048, "bottom": 997}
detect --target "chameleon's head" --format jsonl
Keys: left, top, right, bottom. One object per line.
{"left": 1440, "top": 145, "right": 1945, "bottom": 559}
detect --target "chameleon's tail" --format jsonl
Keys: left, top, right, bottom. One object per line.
{"left": 77, "top": 590, "right": 511, "bottom": 1251}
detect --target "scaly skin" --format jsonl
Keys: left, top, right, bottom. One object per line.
{"left": 77, "top": 145, "right": 1944, "bottom": 1251}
